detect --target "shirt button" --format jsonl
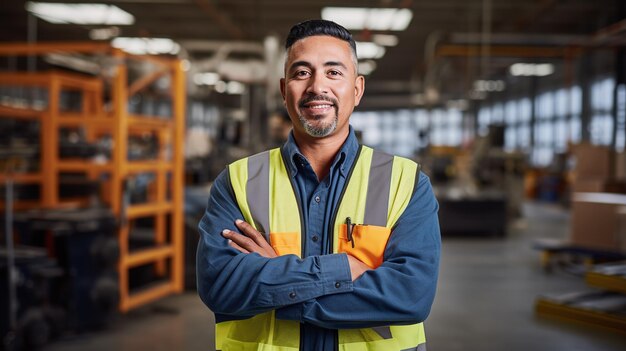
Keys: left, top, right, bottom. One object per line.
{"left": 289, "top": 292, "right": 296, "bottom": 299}
{"left": 314, "top": 195, "right": 321, "bottom": 203}
{"left": 335, "top": 282, "right": 341, "bottom": 289}
{"left": 312, "top": 235, "right": 319, "bottom": 242}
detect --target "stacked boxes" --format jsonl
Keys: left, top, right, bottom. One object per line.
{"left": 570, "top": 144, "right": 626, "bottom": 252}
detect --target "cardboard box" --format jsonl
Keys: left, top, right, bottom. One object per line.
{"left": 572, "top": 143, "right": 612, "bottom": 180}
{"left": 617, "top": 207, "right": 626, "bottom": 252}
{"left": 616, "top": 151, "right": 626, "bottom": 181}
{"left": 570, "top": 193, "right": 626, "bottom": 252}
{"left": 572, "top": 180, "right": 626, "bottom": 194}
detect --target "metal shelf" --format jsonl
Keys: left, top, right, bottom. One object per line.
{"left": 126, "top": 203, "right": 173, "bottom": 219}
{"left": 0, "top": 173, "right": 42, "bottom": 183}
{"left": 0, "top": 42, "right": 185, "bottom": 313}
{"left": 535, "top": 297, "right": 626, "bottom": 335}
{"left": 124, "top": 280, "right": 176, "bottom": 311}
{"left": 586, "top": 271, "right": 626, "bottom": 295}
{"left": 125, "top": 245, "right": 174, "bottom": 268}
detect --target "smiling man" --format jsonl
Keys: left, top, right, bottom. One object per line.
{"left": 197, "top": 20, "right": 441, "bottom": 351}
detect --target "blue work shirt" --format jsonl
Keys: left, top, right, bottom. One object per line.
{"left": 197, "top": 127, "right": 441, "bottom": 351}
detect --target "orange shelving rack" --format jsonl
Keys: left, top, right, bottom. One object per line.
{"left": 0, "top": 42, "right": 185, "bottom": 312}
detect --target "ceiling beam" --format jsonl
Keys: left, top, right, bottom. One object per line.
{"left": 435, "top": 45, "right": 581, "bottom": 58}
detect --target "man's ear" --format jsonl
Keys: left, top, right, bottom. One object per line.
{"left": 280, "top": 78, "right": 286, "bottom": 101}
{"left": 354, "top": 75, "right": 365, "bottom": 106}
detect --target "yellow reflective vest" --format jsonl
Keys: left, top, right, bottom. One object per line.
{"left": 219, "top": 145, "right": 426, "bottom": 351}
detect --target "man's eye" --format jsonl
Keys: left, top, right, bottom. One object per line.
{"left": 328, "top": 70, "right": 342, "bottom": 76}
{"left": 295, "top": 71, "right": 310, "bottom": 78}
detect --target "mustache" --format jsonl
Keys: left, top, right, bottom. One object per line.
{"left": 298, "top": 94, "right": 338, "bottom": 107}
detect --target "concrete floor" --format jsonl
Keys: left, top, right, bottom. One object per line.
{"left": 47, "top": 202, "right": 626, "bottom": 351}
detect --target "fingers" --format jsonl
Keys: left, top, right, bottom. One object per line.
{"left": 228, "top": 239, "right": 250, "bottom": 254}
{"left": 235, "top": 219, "right": 267, "bottom": 246}
{"left": 222, "top": 219, "right": 279, "bottom": 258}
{"left": 346, "top": 254, "right": 371, "bottom": 281}
{"left": 222, "top": 229, "right": 255, "bottom": 251}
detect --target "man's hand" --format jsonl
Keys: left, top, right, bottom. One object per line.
{"left": 347, "top": 255, "right": 370, "bottom": 281}
{"left": 222, "top": 219, "right": 278, "bottom": 258}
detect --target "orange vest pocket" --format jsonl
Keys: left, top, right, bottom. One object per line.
{"left": 338, "top": 224, "right": 391, "bottom": 268}
{"left": 269, "top": 232, "right": 301, "bottom": 257}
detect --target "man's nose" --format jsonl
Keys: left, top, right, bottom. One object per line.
{"left": 305, "top": 72, "right": 328, "bottom": 95}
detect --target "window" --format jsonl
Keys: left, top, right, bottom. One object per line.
{"left": 351, "top": 107, "right": 462, "bottom": 156}
{"left": 569, "top": 85, "right": 582, "bottom": 143}
{"left": 617, "top": 84, "right": 626, "bottom": 151}
{"left": 590, "top": 78, "right": 615, "bottom": 146}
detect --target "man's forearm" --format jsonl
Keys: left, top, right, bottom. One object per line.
{"left": 197, "top": 170, "right": 355, "bottom": 317}
{"left": 274, "top": 251, "right": 439, "bottom": 329}
{"left": 197, "top": 235, "right": 353, "bottom": 316}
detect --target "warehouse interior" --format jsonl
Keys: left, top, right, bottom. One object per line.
{"left": 1, "top": 0, "right": 626, "bottom": 350}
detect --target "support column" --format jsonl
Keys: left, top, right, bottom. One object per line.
{"left": 579, "top": 54, "right": 592, "bottom": 143}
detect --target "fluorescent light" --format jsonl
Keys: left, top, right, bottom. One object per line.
{"left": 193, "top": 72, "right": 220, "bottom": 86}
{"left": 358, "top": 60, "right": 377, "bottom": 75}
{"left": 356, "top": 42, "right": 385, "bottom": 59}
{"left": 26, "top": 2, "right": 134, "bottom": 25}
{"left": 226, "top": 81, "right": 246, "bottom": 95}
{"left": 446, "top": 99, "right": 469, "bottom": 111}
{"left": 473, "top": 80, "right": 506, "bottom": 92}
{"left": 372, "top": 34, "right": 398, "bottom": 47}
{"left": 112, "top": 37, "right": 180, "bottom": 55}
{"left": 321, "top": 7, "right": 413, "bottom": 31}
{"left": 322, "top": 8, "right": 368, "bottom": 30}
{"left": 534, "top": 64, "right": 554, "bottom": 76}
{"left": 215, "top": 81, "right": 227, "bottom": 93}
{"left": 510, "top": 63, "right": 554, "bottom": 77}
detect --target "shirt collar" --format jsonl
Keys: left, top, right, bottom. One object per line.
{"left": 281, "top": 126, "right": 360, "bottom": 178}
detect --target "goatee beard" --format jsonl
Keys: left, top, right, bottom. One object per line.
{"left": 299, "top": 112, "right": 338, "bottom": 137}
{"left": 297, "top": 94, "right": 339, "bottom": 138}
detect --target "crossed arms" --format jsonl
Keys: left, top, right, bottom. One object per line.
{"left": 196, "top": 169, "right": 441, "bottom": 329}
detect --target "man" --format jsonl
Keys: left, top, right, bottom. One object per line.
{"left": 197, "top": 20, "right": 440, "bottom": 351}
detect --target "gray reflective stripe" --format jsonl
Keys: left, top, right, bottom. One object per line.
{"left": 401, "top": 343, "right": 427, "bottom": 351}
{"left": 364, "top": 150, "right": 394, "bottom": 226}
{"left": 371, "top": 326, "right": 392, "bottom": 339}
{"left": 246, "top": 151, "right": 270, "bottom": 241}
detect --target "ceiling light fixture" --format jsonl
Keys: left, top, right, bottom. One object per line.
{"left": 510, "top": 63, "right": 554, "bottom": 77}
{"left": 215, "top": 81, "right": 227, "bottom": 93}
{"left": 446, "top": 99, "right": 469, "bottom": 111}
{"left": 226, "top": 81, "right": 246, "bottom": 95}
{"left": 112, "top": 37, "right": 180, "bottom": 55}
{"left": 26, "top": 2, "right": 134, "bottom": 25}
{"left": 321, "top": 7, "right": 413, "bottom": 31}
{"left": 372, "top": 34, "right": 399, "bottom": 47}
{"left": 356, "top": 42, "right": 386, "bottom": 59}
{"left": 193, "top": 72, "right": 220, "bottom": 86}
{"left": 473, "top": 80, "right": 506, "bottom": 92}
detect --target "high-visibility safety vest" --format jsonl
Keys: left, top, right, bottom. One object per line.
{"left": 219, "top": 145, "right": 426, "bottom": 351}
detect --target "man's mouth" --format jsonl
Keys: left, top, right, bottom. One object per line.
{"left": 299, "top": 96, "right": 337, "bottom": 115}
{"left": 302, "top": 102, "right": 334, "bottom": 110}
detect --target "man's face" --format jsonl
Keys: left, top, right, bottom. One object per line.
{"left": 280, "top": 35, "right": 364, "bottom": 139}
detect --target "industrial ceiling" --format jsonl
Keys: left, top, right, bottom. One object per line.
{"left": 0, "top": 0, "right": 624, "bottom": 109}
